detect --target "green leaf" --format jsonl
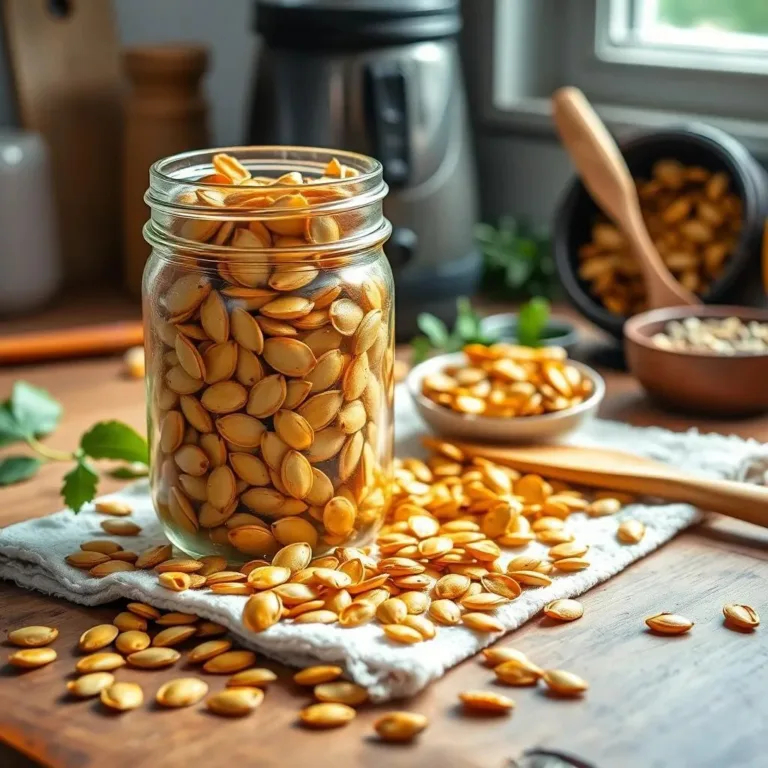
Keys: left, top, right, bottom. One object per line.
{"left": 80, "top": 420, "right": 149, "bottom": 465}
{"left": 455, "top": 297, "right": 480, "bottom": 340}
{"left": 10, "top": 382, "right": 62, "bottom": 437}
{"left": 516, "top": 297, "right": 551, "bottom": 347}
{"left": 0, "top": 455, "right": 42, "bottom": 486}
{"left": 62, "top": 458, "right": 99, "bottom": 512}
{"left": 0, "top": 401, "right": 26, "bottom": 448}
{"left": 410, "top": 336, "right": 432, "bottom": 365}
{"left": 108, "top": 464, "right": 150, "bottom": 480}
{"left": 416, "top": 313, "right": 449, "bottom": 350}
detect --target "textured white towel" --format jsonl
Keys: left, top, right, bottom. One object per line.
{"left": 0, "top": 388, "right": 763, "bottom": 700}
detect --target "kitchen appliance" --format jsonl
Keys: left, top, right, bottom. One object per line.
{"left": 248, "top": 0, "right": 481, "bottom": 338}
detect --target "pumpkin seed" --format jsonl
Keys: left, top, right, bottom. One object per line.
{"left": 115, "top": 630, "right": 151, "bottom": 654}
{"left": 242, "top": 591, "right": 282, "bottom": 633}
{"left": 165, "top": 274, "right": 211, "bottom": 317}
{"left": 342, "top": 353, "right": 369, "bottom": 401}
{"left": 127, "top": 647, "right": 181, "bottom": 669}
{"left": 402, "top": 615, "right": 436, "bottom": 640}
{"left": 322, "top": 496, "right": 356, "bottom": 537}
{"left": 645, "top": 612, "right": 694, "bottom": 635}
{"left": 160, "top": 411, "right": 185, "bottom": 453}
{"left": 156, "top": 612, "right": 199, "bottom": 626}
{"left": 429, "top": 599, "right": 461, "bottom": 626}
{"left": 174, "top": 444, "right": 209, "bottom": 476}
{"left": 542, "top": 669, "right": 588, "bottom": 696}
{"left": 283, "top": 379, "right": 313, "bottom": 410}
{"left": 235, "top": 346, "right": 265, "bottom": 386}
{"left": 507, "top": 570, "right": 552, "bottom": 587}
{"left": 306, "top": 427, "right": 345, "bottom": 463}
{"left": 542, "top": 598, "right": 583, "bottom": 621}
{"left": 95, "top": 500, "right": 132, "bottom": 517}
{"left": 552, "top": 557, "right": 591, "bottom": 572}
{"left": 200, "top": 290, "right": 229, "bottom": 343}
{"left": 201, "top": 380, "right": 248, "bottom": 414}
{"left": 459, "top": 690, "right": 514, "bottom": 713}
{"left": 165, "top": 365, "right": 203, "bottom": 395}
{"left": 175, "top": 333, "right": 206, "bottom": 380}
{"left": 216, "top": 413, "right": 265, "bottom": 448}
{"left": 207, "top": 465, "right": 236, "bottom": 509}
{"left": 223, "top": 668, "right": 275, "bottom": 688}
{"left": 8, "top": 647, "right": 57, "bottom": 668}
{"left": 314, "top": 681, "right": 368, "bottom": 706}
{"left": 247, "top": 565, "right": 291, "bottom": 590}
{"left": 548, "top": 541, "right": 589, "bottom": 559}
{"left": 66, "top": 550, "right": 110, "bottom": 569}
{"left": 66, "top": 672, "right": 115, "bottom": 698}
{"left": 272, "top": 517, "right": 318, "bottom": 547}
{"left": 76, "top": 652, "right": 126, "bottom": 673}
{"left": 299, "top": 701, "right": 355, "bottom": 728}
{"left": 281, "top": 450, "right": 314, "bottom": 499}
{"left": 274, "top": 409, "right": 314, "bottom": 450}
{"left": 587, "top": 497, "right": 622, "bottom": 517}
{"left": 153, "top": 625, "right": 197, "bottom": 647}
{"left": 617, "top": 519, "right": 646, "bottom": 544}
{"left": 374, "top": 711, "right": 428, "bottom": 742}
{"left": 463, "top": 612, "right": 504, "bottom": 632}
{"left": 228, "top": 525, "right": 280, "bottom": 556}
{"left": 338, "top": 432, "right": 364, "bottom": 482}
{"left": 8, "top": 625, "right": 59, "bottom": 648}
{"left": 156, "top": 677, "right": 209, "bottom": 708}
{"left": 101, "top": 519, "right": 142, "bottom": 536}
{"left": 261, "top": 295, "right": 314, "bottom": 321}
{"left": 329, "top": 299, "right": 363, "bottom": 336}
{"left": 135, "top": 544, "right": 173, "bottom": 569}
{"left": 353, "top": 310, "right": 382, "bottom": 355}
{"left": 203, "top": 649, "right": 257, "bottom": 674}
{"left": 90, "top": 560, "right": 137, "bottom": 577}
{"left": 207, "top": 686, "right": 264, "bottom": 717}
{"left": 79, "top": 624, "right": 120, "bottom": 651}
{"left": 100, "top": 681, "right": 144, "bottom": 712}
{"left": 231, "top": 307, "right": 265, "bottom": 353}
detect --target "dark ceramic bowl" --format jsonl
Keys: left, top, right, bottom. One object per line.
{"left": 624, "top": 305, "right": 768, "bottom": 416}
{"left": 553, "top": 123, "right": 768, "bottom": 339}
{"left": 479, "top": 312, "right": 579, "bottom": 354}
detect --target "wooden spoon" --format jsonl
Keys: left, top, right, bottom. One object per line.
{"left": 455, "top": 441, "right": 768, "bottom": 529}
{"left": 552, "top": 86, "right": 700, "bottom": 311}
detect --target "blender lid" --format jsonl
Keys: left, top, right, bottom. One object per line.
{"left": 254, "top": 0, "right": 461, "bottom": 49}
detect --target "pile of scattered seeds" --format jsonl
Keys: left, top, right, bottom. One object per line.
{"left": 421, "top": 344, "right": 595, "bottom": 418}
{"left": 651, "top": 316, "right": 768, "bottom": 355}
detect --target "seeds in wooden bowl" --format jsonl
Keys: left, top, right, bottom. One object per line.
{"left": 652, "top": 316, "right": 768, "bottom": 355}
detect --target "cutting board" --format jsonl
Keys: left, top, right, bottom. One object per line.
{"left": 1, "top": 0, "right": 123, "bottom": 287}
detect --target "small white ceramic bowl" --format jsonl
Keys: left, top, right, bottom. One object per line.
{"left": 406, "top": 351, "right": 605, "bottom": 444}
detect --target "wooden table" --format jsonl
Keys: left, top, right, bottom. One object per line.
{"left": 2, "top": 338, "right": 768, "bottom": 768}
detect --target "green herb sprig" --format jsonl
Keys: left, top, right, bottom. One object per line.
{"left": 0, "top": 381, "right": 148, "bottom": 512}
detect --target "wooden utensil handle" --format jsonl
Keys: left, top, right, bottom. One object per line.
{"left": 0, "top": 322, "right": 143, "bottom": 364}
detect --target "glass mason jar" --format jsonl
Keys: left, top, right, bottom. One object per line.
{"left": 142, "top": 147, "right": 394, "bottom": 562}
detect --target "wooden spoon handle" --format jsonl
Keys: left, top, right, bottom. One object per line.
{"left": 456, "top": 443, "right": 768, "bottom": 529}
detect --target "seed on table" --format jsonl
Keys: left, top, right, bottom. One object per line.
{"left": 314, "top": 681, "right": 368, "bottom": 707}
{"left": 542, "top": 669, "right": 589, "bottom": 696}
{"left": 482, "top": 647, "right": 531, "bottom": 668}
{"left": 100, "top": 682, "right": 144, "bottom": 712}
{"left": 203, "top": 649, "right": 257, "bottom": 674}
{"left": 76, "top": 652, "right": 126, "bottom": 673}
{"left": 495, "top": 658, "right": 543, "bottom": 686}
{"left": 207, "top": 687, "right": 264, "bottom": 717}
{"left": 8, "top": 647, "right": 57, "bottom": 669}
{"left": 153, "top": 625, "right": 197, "bottom": 647}
{"left": 100, "top": 520, "right": 142, "bottom": 536}
{"left": 227, "top": 668, "right": 277, "bottom": 688}
{"left": 294, "top": 665, "right": 343, "bottom": 686}
{"left": 156, "top": 677, "right": 209, "bottom": 708}
{"left": 66, "top": 672, "right": 115, "bottom": 698}
{"left": 723, "top": 604, "right": 760, "bottom": 631}
{"left": 158, "top": 572, "right": 191, "bottom": 592}
{"left": 8, "top": 626, "right": 58, "bottom": 648}
{"left": 79, "top": 624, "right": 120, "bottom": 652}
{"left": 299, "top": 702, "right": 356, "bottom": 729}
{"left": 459, "top": 690, "right": 515, "bottom": 714}
{"left": 90, "top": 560, "right": 137, "bottom": 577}
{"left": 617, "top": 519, "right": 646, "bottom": 544}
{"left": 156, "top": 612, "right": 199, "bottom": 626}
{"left": 113, "top": 612, "right": 148, "bottom": 632}
{"left": 374, "top": 712, "right": 428, "bottom": 743}
{"left": 187, "top": 639, "right": 233, "bottom": 664}
{"left": 544, "top": 599, "right": 584, "bottom": 622}
{"left": 95, "top": 500, "right": 133, "bottom": 516}
{"left": 127, "top": 647, "right": 181, "bottom": 669}
{"left": 115, "top": 631, "right": 151, "bottom": 654}
{"left": 645, "top": 613, "right": 694, "bottom": 635}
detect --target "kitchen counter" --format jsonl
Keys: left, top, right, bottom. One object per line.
{"left": 1, "top": 323, "right": 768, "bottom": 768}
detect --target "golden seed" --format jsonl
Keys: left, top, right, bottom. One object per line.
{"left": 460, "top": 592, "right": 509, "bottom": 611}
{"left": 645, "top": 612, "right": 694, "bottom": 635}
{"left": 374, "top": 711, "right": 428, "bottom": 742}
{"left": 66, "top": 672, "right": 115, "bottom": 698}
{"left": 95, "top": 500, "right": 133, "bottom": 516}
{"left": 247, "top": 374, "right": 287, "bottom": 418}
{"left": 480, "top": 573, "right": 522, "bottom": 600}
{"left": 723, "top": 604, "right": 760, "bottom": 631}
{"left": 434, "top": 574, "right": 471, "bottom": 600}
{"left": 542, "top": 669, "right": 588, "bottom": 696}
{"left": 428, "top": 599, "right": 461, "bottom": 626}
{"left": 90, "top": 560, "right": 137, "bottom": 577}
{"left": 196, "top": 620, "right": 228, "bottom": 637}
{"left": 80, "top": 539, "right": 123, "bottom": 555}
{"left": 376, "top": 597, "right": 408, "bottom": 625}
{"left": 158, "top": 572, "right": 192, "bottom": 592}
{"left": 495, "top": 658, "right": 543, "bottom": 685}
{"left": 382, "top": 624, "right": 423, "bottom": 644}
{"left": 300, "top": 702, "right": 356, "bottom": 728}
{"left": 113, "top": 612, "right": 148, "bottom": 632}
{"left": 272, "top": 542, "right": 313, "bottom": 573}
{"left": 115, "top": 631, "right": 151, "bottom": 654}
{"left": 247, "top": 565, "right": 292, "bottom": 590}
{"left": 207, "top": 687, "right": 264, "bottom": 717}
{"left": 507, "top": 570, "right": 552, "bottom": 587}
{"left": 587, "top": 497, "right": 622, "bottom": 517}
{"left": 227, "top": 668, "right": 277, "bottom": 687}
{"left": 153, "top": 625, "right": 197, "bottom": 647}
{"left": 156, "top": 677, "right": 209, "bottom": 708}
{"left": 155, "top": 612, "right": 199, "bottom": 626}
{"left": 187, "top": 639, "right": 233, "bottom": 664}
{"left": 544, "top": 599, "right": 584, "bottom": 622}
{"left": 402, "top": 615, "right": 437, "bottom": 640}
{"left": 338, "top": 601, "right": 376, "bottom": 628}
{"left": 463, "top": 612, "right": 504, "bottom": 633}
{"left": 203, "top": 649, "right": 257, "bottom": 674}
{"left": 66, "top": 551, "right": 110, "bottom": 569}
{"left": 294, "top": 665, "right": 344, "bottom": 686}
{"left": 126, "top": 647, "right": 181, "bottom": 669}
{"left": 135, "top": 544, "right": 173, "bottom": 569}
{"left": 8, "top": 647, "right": 57, "bottom": 669}
{"left": 8, "top": 626, "right": 59, "bottom": 648}
{"left": 548, "top": 541, "right": 589, "bottom": 559}
{"left": 100, "top": 682, "right": 144, "bottom": 711}
{"left": 292, "top": 609, "right": 338, "bottom": 624}
{"left": 79, "top": 624, "right": 120, "bottom": 651}
{"left": 617, "top": 519, "right": 646, "bottom": 544}
{"left": 76, "top": 652, "right": 126, "bottom": 673}
{"left": 482, "top": 647, "right": 531, "bottom": 667}
{"left": 127, "top": 602, "right": 162, "bottom": 620}
{"left": 459, "top": 690, "right": 515, "bottom": 714}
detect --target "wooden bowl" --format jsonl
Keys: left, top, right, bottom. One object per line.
{"left": 406, "top": 352, "right": 605, "bottom": 443}
{"left": 624, "top": 305, "right": 768, "bottom": 416}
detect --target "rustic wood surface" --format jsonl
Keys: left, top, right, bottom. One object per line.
{"left": 2, "top": 316, "right": 768, "bottom": 767}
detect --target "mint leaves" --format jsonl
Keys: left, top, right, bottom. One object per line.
{"left": 516, "top": 297, "right": 551, "bottom": 347}
{"left": 0, "top": 380, "right": 148, "bottom": 511}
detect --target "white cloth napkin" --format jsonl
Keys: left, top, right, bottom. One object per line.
{"left": 0, "top": 388, "right": 763, "bottom": 701}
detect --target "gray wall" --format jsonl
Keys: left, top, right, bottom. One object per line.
{"left": 114, "top": 0, "right": 256, "bottom": 146}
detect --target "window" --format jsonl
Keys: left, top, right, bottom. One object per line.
{"left": 600, "top": 0, "right": 768, "bottom": 75}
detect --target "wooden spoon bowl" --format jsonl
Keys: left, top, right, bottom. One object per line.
{"left": 624, "top": 304, "right": 768, "bottom": 416}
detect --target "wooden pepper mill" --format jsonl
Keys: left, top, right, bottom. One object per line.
{"left": 122, "top": 45, "right": 210, "bottom": 298}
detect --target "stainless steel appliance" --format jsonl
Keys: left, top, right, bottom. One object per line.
{"left": 249, "top": 0, "right": 480, "bottom": 337}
